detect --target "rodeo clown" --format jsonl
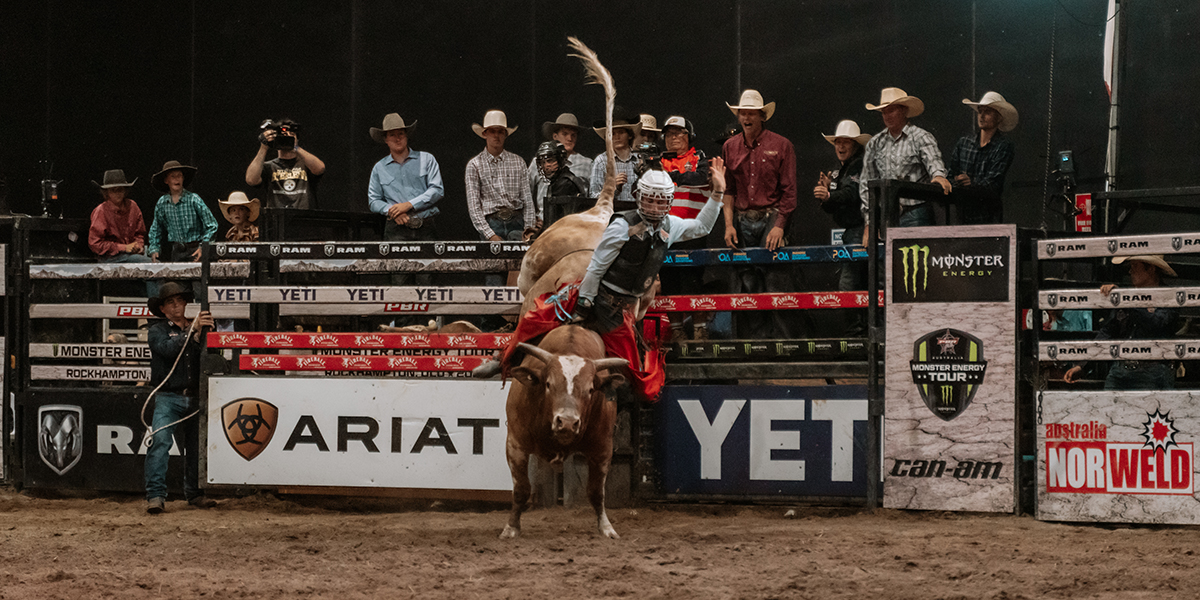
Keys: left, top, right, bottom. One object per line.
{"left": 483, "top": 158, "right": 726, "bottom": 401}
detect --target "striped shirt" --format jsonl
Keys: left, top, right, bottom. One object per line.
{"left": 146, "top": 190, "right": 219, "bottom": 257}
{"left": 858, "top": 123, "right": 947, "bottom": 216}
{"left": 465, "top": 149, "right": 534, "bottom": 239}
{"left": 947, "top": 132, "right": 1015, "bottom": 196}
{"left": 662, "top": 147, "right": 712, "bottom": 220}
{"left": 590, "top": 152, "right": 640, "bottom": 206}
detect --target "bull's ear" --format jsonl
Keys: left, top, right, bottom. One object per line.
{"left": 510, "top": 366, "right": 542, "bottom": 388}
{"left": 595, "top": 371, "right": 626, "bottom": 394}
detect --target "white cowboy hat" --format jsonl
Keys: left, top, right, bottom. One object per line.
{"left": 639, "top": 114, "right": 661, "bottom": 132}
{"left": 592, "top": 107, "right": 642, "bottom": 138}
{"left": 822, "top": 120, "right": 872, "bottom": 146}
{"left": 865, "top": 87, "right": 925, "bottom": 118}
{"left": 1113, "top": 254, "right": 1177, "bottom": 278}
{"left": 219, "top": 191, "right": 260, "bottom": 223}
{"left": 726, "top": 89, "right": 776, "bottom": 121}
{"left": 541, "top": 113, "right": 581, "bottom": 139}
{"left": 370, "top": 113, "right": 417, "bottom": 143}
{"left": 472, "top": 110, "right": 517, "bottom": 138}
{"left": 962, "top": 91, "right": 1019, "bottom": 132}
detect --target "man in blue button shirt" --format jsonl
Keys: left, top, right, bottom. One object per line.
{"left": 367, "top": 113, "right": 445, "bottom": 285}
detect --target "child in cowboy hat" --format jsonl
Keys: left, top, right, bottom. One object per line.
{"left": 146, "top": 160, "right": 219, "bottom": 262}
{"left": 219, "top": 191, "right": 260, "bottom": 242}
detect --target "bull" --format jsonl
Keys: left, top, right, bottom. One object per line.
{"left": 500, "top": 325, "right": 628, "bottom": 539}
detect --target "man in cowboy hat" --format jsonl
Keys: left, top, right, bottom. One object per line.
{"left": 219, "top": 191, "right": 260, "bottom": 242}
{"left": 146, "top": 161, "right": 218, "bottom": 262}
{"left": 466, "top": 110, "right": 536, "bottom": 288}
{"left": 528, "top": 113, "right": 593, "bottom": 226}
{"left": 858, "top": 87, "right": 952, "bottom": 231}
{"left": 589, "top": 107, "right": 643, "bottom": 206}
{"left": 637, "top": 114, "right": 662, "bottom": 148}
{"left": 367, "top": 113, "right": 444, "bottom": 274}
{"left": 721, "top": 89, "right": 799, "bottom": 339}
{"left": 89, "top": 169, "right": 148, "bottom": 264}
{"left": 144, "top": 281, "right": 216, "bottom": 514}
{"left": 1064, "top": 255, "right": 1179, "bottom": 390}
{"left": 245, "top": 118, "right": 326, "bottom": 210}
{"left": 947, "top": 92, "right": 1018, "bottom": 224}
{"left": 815, "top": 120, "right": 871, "bottom": 335}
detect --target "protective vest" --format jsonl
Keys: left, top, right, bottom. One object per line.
{"left": 602, "top": 210, "right": 671, "bottom": 296}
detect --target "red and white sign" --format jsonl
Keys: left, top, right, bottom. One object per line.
{"left": 238, "top": 354, "right": 488, "bottom": 372}
{"left": 210, "top": 332, "right": 513, "bottom": 350}
{"left": 116, "top": 305, "right": 153, "bottom": 317}
{"left": 1074, "top": 193, "right": 1092, "bottom": 233}
{"left": 649, "top": 291, "right": 884, "bottom": 312}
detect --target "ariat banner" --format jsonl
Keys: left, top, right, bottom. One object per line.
{"left": 910, "top": 328, "right": 988, "bottom": 421}
{"left": 1038, "top": 391, "right": 1200, "bottom": 524}
{"left": 891, "top": 236, "right": 1009, "bottom": 303}
{"left": 885, "top": 225, "right": 1016, "bottom": 513}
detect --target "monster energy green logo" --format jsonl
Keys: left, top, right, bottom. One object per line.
{"left": 899, "top": 244, "right": 930, "bottom": 296}
{"left": 941, "top": 385, "right": 953, "bottom": 405}
{"left": 840, "top": 341, "right": 848, "bottom": 353}
{"left": 807, "top": 341, "right": 816, "bottom": 353}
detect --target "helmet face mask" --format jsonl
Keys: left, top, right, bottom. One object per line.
{"left": 636, "top": 169, "right": 675, "bottom": 222}
{"left": 535, "top": 142, "right": 565, "bottom": 178}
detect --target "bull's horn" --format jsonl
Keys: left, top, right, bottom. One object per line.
{"left": 518, "top": 342, "right": 555, "bottom": 365}
{"left": 593, "top": 357, "right": 630, "bottom": 372}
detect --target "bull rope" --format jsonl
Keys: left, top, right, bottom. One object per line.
{"left": 139, "top": 318, "right": 201, "bottom": 447}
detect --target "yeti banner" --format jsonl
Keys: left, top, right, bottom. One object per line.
{"left": 884, "top": 225, "right": 1017, "bottom": 513}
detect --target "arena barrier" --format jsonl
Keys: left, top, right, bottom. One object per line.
{"left": 1035, "top": 231, "right": 1200, "bottom": 524}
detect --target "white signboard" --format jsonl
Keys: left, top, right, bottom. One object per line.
{"left": 206, "top": 377, "right": 510, "bottom": 491}
{"left": 884, "top": 224, "right": 1017, "bottom": 513}
{"left": 1038, "top": 390, "right": 1200, "bottom": 524}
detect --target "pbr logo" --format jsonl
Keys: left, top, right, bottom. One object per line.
{"left": 1045, "top": 242, "right": 1057, "bottom": 257}
{"left": 221, "top": 398, "right": 278, "bottom": 461}
{"left": 1108, "top": 239, "right": 1118, "bottom": 254}
{"left": 324, "top": 243, "right": 336, "bottom": 257}
{"left": 909, "top": 329, "right": 988, "bottom": 421}
{"left": 38, "top": 404, "right": 83, "bottom": 475}
{"left": 378, "top": 243, "right": 390, "bottom": 256}
{"left": 215, "top": 244, "right": 227, "bottom": 257}
{"left": 1046, "top": 293, "right": 1058, "bottom": 308}
{"left": 434, "top": 243, "right": 447, "bottom": 256}
{"left": 270, "top": 244, "right": 281, "bottom": 257}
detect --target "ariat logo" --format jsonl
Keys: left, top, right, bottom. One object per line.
{"left": 221, "top": 398, "right": 278, "bottom": 461}
{"left": 219, "top": 334, "right": 250, "bottom": 347}
{"left": 355, "top": 335, "right": 385, "bottom": 348}
{"left": 898, "top": 244, "right": 930, "bottom": 298}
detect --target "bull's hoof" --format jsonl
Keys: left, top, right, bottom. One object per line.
{"left": 472, "top": 359, "right": 502, "bottom": 378}
{"left": 499, "top": 525, "right": 521, "bottom": 539}
{"left": 600, "top": 525, "right": 620, "bottom": 540}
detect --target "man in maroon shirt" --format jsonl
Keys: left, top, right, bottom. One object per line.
{"left": 720, "top": 90, "right": 802, "bottom": 339}
{"left": 90, "top": 169, "right": 149, "bottom": 264}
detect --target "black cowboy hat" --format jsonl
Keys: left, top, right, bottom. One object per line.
{"left": 147, "top": 281, "right": 194, "bottom": 319}
{"left": 151, "top": 160, "right": 197, "bottom": 193}
{"left": 592, "top": 106, "right": 643, "bottom": 138}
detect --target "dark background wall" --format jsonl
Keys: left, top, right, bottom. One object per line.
{"left": 2, "top": 0, "right": 1197, "bottom": 243}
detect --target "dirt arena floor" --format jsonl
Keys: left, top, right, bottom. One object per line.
{"left": 1, "top": 487, "right": 1196, "bottom": 600}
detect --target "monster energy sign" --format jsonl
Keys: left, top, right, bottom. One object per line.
{"left": 910, "top": 328, "right": 988, "bottom": 421}
{"left": 893, "top": 236, "right": 1010, "bottom": 303}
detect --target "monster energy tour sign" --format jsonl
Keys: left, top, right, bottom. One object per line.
{"left": 893, "top": 236, "right": 1010, "bottom": 303}
{"left": 910, "top": 329, "right": 989, "bottom": 421}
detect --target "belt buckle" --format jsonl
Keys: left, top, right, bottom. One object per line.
{"left": 495, "top": 207, "right": 516, "bottom": 220}
{"left": 405, "top": 216, "right": 424, "bottom": 229}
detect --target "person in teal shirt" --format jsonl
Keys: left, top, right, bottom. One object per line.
{"left": 147, "top": 160, "right": 218, "bottom": 262}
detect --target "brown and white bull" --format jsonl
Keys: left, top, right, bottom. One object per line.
{"left": 500, "top": 325, "right": 628, "bottom": 538}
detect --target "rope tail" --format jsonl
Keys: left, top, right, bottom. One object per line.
{"left": 567, "top": 36, "right": 617, "bottom": 219}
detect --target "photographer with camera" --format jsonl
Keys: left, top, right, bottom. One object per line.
{"left": 245, "top": 118, "right": 326, "bottom": 210}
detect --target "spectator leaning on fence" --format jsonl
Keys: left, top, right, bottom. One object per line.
{"left": 947, "top": 92, "right": 1018, "bottom": 225}
{"left": 89, "top": 169, "right": 148, "bottom": 264}
{"left": 1063, "top": 255, "right": 1180, "bottom": 391}
{"left": 368, "top": 113, "right": 444, "bottom": 287}
{"left": 815, "top": 120, "right": 870, "bottom": 336}
{"left": 146, "top": 161, "right": 219, "bottom": 262}
{"left": 219, "top": 192, "right": 260, "bottom": 243}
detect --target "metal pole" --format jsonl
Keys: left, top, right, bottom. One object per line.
{"left": 865, "top": 181, "right": 883, "bottom": 511}
{"left": 1104, "top": 0, "right": 1124, "bottom": 193}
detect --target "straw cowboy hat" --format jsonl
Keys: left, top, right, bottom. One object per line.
{"left": 638, "top": 114, "right": 660, "bottom": 132}
{"left": 963, "top": 91, "right": 1019, "bottom": 132}
{"left": 823, "top": 120, "right": 872, "bottom": 146}
{"left": 866, "top": 87, "right": 925, "bottom": 118}
{"left": 541, "top": 113, "right": 581, "bottom": 139}
{"left": 147, "top": 281, "right": 194, "bottom": 319}
{"left": 472, "top": 110, "right": 517, "bottom": 138}
{"left": 592, "top": 107, "right": 643, "bottom": 138}
{"left": 726, "top": 89, "right": 776, "bottom": 121}
{"left": 1113, "top": 254, "right": 1177, "bottom": 278}
{"left": 151, "top": 160, "right": 197, "bottom": 192}
{"left": 219, "top": 191, "right": 260, "bottom": 223}
{"left": 92, "top": 169, "right": 137, "bottom": 190}
{"left": 370, "top": 113, "right": 417, "bottom": 143}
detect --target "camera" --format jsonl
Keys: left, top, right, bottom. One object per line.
{"left": 259, "top": 119, "right": 299, "bottom": 150}
{"left": 632, "top": 141, "right": 663, "bottom": 176}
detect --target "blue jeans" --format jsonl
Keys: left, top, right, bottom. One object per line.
{"left": 101, "top": 252, "right": 158, "bottom": 296}
{"left": 897, "top": 203, "right": 934, "bottom": 227}
{"left": 483, "top": 214, "right": 524, "bottom": 287}
{"left": 731, "top": 210, "right": 807, "bottom": 339}
{"left": 1105, "top": 362, "right": 1176, "bottom": 391}
{"left": 144, "top": 391, "right": 200, "bottom": 501}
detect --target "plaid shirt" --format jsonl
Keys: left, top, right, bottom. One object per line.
{"left": 590, "top": 152, "right": 640, "bottom": 206}
{"left": 859, "top": 123, "right": 947, "bottom": 216}
{"left": 465, "top": 149, "right": 534, "bottom": 239}
{"left": 947, "top": 132, "right": 1015, "bottom": 196}
{"left": 147, "top": 190, "right": 219, "bottom": 256}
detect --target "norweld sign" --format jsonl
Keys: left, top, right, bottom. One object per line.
{"left": 656, "top": 385, "right": 869, "bottom": 497}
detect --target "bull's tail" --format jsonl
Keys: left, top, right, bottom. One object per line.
{"left": 567, "top": 36, "right": 617, "bottom": 220}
